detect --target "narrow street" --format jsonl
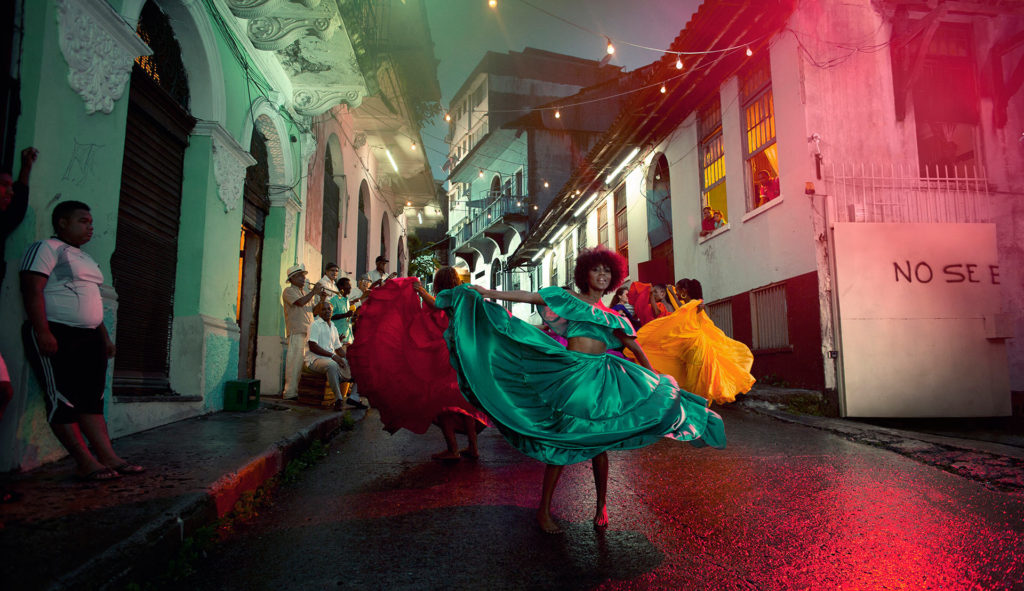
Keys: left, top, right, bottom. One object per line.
{"left": 182, "top": 406, "right": 1024, "bottom": 590}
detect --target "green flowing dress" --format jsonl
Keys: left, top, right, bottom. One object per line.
{"left": 435, "top": 285, "right": 726, "bottom": 465}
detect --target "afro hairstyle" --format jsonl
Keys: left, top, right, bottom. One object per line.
{"left": 573, "top": 246, "right": 628, "bottom": 294}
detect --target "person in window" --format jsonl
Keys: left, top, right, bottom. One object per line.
{"left": 755, "top": 170, "right": 780, "bottom": 207}
{"left": 699, "top": 206, "right": 716, "bottom": 237}
{"left": 435, "top": 246, "right": 725, "bottom": 533}
{"left": 713, "top": 210, "right": 725, "bottom": 229}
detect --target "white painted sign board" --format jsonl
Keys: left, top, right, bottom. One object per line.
{"left": 832, "top": 223, "right": 1010, "bottom": 417}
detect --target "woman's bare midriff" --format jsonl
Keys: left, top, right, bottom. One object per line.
{"left": 567, "top": 336, "right": 607, "bottom": 355}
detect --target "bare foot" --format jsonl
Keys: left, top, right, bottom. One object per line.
{"left": 537, "top": 510, "right": 564, "bottom": 534}
{"left": 431, "top": 450, "right": 461, "bottom": 461}
{"left": 593, "top": 506, "right": 609, "bottom": 529}
{"left": 459, "top": 447, "right": 479, "bottom": 460}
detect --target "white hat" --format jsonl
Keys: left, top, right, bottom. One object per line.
{"left": 286, "top": 263, "right": 307, "bottom": 279}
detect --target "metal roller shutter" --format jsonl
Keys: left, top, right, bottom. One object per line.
{"left": 110, "top": 67, "right": 195, "bottom": 396}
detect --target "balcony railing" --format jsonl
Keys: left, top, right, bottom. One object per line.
{"left": 456, "top": 194, "right": 527, "bottom": 246}
{"left": 825, "top": 162, "right": 991, "bottom": 224}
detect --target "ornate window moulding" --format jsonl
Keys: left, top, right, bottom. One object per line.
{"left": 193, "top": 121, "right": 257, "bottom": 213}
{"left": 56, "top": 0, "right": 153, "bottom": 115}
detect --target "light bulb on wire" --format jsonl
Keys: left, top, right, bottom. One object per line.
{"left": 488, "top": 0, "right": 497, "bottom": 8}
{"left": 605, "top": 37, "right": 615, "bottom": 55}
{"left": 543, "top": 181, "right": 549, "bottom": 188}
{"left": 675, "top": 57, "right": 683, "bottom": 69}
{"left": 478, "top": 169, "right": 484, "bottom": 178}
{"left": 554, "top": 110, "right": 561, "bottom": 119}
{"left": 444, "top": 113, "right": 451, "bottom": 122}
{"left": 660, "top": 84, "right": 666, "bottom": 94}
{"left": 745, "top": 46, "right": 753, "bottom": 57}
{"left": 410, "top": 142, "right": 417, "bottom": 150}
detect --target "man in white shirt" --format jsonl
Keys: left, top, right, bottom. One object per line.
{"left": 363, "top": 255, "right": 397, "bottom": 290}
{"left": 315, "top": 262, "right": 340, "bottom": 301}
{"left": 306, "top": 301, "right": 365, "bottom": 409}
{"left": 282, "top": 263, "right": 323, "bottom": 400}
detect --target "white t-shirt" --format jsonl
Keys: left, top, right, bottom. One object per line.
{"left": 305, "top": 316, "right": 342, "bottom": 365}
{"left": 21, "top": 238, "right": 104, "bottom": 328}
{"left": 364, "top": 269, "right": 388, "bottom": 285}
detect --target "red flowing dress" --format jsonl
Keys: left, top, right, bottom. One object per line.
{"left": 347, "top": 277, "right": 488, "bottom": 435}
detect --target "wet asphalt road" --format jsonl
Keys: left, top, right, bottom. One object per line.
{"left": 182, "top": 406, "right": 1024, "bottom": 590}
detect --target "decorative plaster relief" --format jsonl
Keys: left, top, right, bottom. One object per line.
{"left": 194, "top": 121, "right": 257, "bottom": 213}
{"left": 225, "top": 0, "right": 284, "bottom": 19}
{"left": 56, "top": 0, "right": 153, "bottom": 115}
{"left": 293, "top": 87, "right": 365, "bottom": 115}
{"left": 247, "top": 13, "right": 339, "bottom": 51}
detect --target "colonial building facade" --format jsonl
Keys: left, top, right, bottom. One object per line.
{"left": 0, "top": 0, "right": 439, "bottom": 471}
{"left": 515, "top": 0, "right": 1023, "bottom": 417}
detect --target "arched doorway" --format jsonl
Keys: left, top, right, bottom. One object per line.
{"left": 236, "top": 128, "right": 270, "bottom": 380}
{"left": 356, "top": 180, "right": 369, "bottom": 279}
{"left": 379, "top": 213, "right": 390, "bottom": 264}
{"left": 396, "top": 237, "right": 405, "bottom": 277}
{"left": 647, "top": 153, "right": 673, "bottom": 270}
{"left": 321, "top": 145, "right": 340, "bottom": 267}
{"left": 489, "top": 175, "right": 501, "bottom": 202}
{"left": 111, "top": 0, "right": 195, "bottom": 395}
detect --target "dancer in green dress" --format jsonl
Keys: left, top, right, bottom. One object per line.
{"left": 435, "top": 247, "right": 726, "bottom": 534}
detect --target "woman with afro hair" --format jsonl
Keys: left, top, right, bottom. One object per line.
{"left": 435, "top": 246, "right": 725, "bottom": 534}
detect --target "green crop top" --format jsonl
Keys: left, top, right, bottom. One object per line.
{"left": 538, "top": 287, "right": 635, "bottom": 349}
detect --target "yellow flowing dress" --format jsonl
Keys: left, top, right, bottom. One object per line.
{"left": 628, "top": 300, "right": 755, "bottom": 404}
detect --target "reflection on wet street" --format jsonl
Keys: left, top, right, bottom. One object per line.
{"left": 184, "top": 406, "right": 1024, "bottom": 590}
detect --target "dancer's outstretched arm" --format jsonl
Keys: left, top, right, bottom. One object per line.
{"left": 412, "top": 280, "right": 437, "bottom": 308}
{"left": 616, "top": 332, "right": 655, "bottom": 372}
{"left": 467, "top": 285, "right": 545, "bottom": 306}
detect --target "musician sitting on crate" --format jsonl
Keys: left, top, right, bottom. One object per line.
{"left": 306, "top": 301, "right": 366, "bottom": 409}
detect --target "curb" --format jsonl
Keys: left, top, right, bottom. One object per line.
{"left": 745, "top": 402, "right": 1024, "bottom": 496}
{"left": 52, "top": 411, "right": 351, "bottom": 591}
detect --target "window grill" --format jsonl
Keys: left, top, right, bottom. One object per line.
{"left": 706, "top": 299, "right": 734, "bottom": 339}
{"left": 614, "top": 185, "right": 628, "bottom": 261}
{"left": 751, "top": 283, "right": 789, "bottom": 350}
{"left": 597, "top": 200, "right": 609, "bottom": 247}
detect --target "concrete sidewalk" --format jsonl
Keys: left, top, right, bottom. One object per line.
{"left": 1, "top": 387, "right": 1021, "bottom": 590}
{"left": 0, "top": 399, "right": 365, "bottom": 590}
{"left": 740, "top": 386, "right": 1024, "bottom": 496}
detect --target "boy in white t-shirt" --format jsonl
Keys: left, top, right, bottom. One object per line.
{"left": 20, "top": 201, "right": 143, "bottom": 482}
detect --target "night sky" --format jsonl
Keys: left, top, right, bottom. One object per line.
{"left": 422, "top": 0, "right": 702, "bottom": 180}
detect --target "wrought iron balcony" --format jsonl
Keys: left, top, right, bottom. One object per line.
{"left": 455, "top": 193, "right": 528, "bottom": 247}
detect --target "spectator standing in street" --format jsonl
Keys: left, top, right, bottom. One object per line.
{"left": 1, "top": 147, "right": 38, "bottom": 292}
{"left": 20, "top": 200, "right": 143, "bottom": 481}
{"left": 282, "top": 264, "right": 322, "bottom": 400}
